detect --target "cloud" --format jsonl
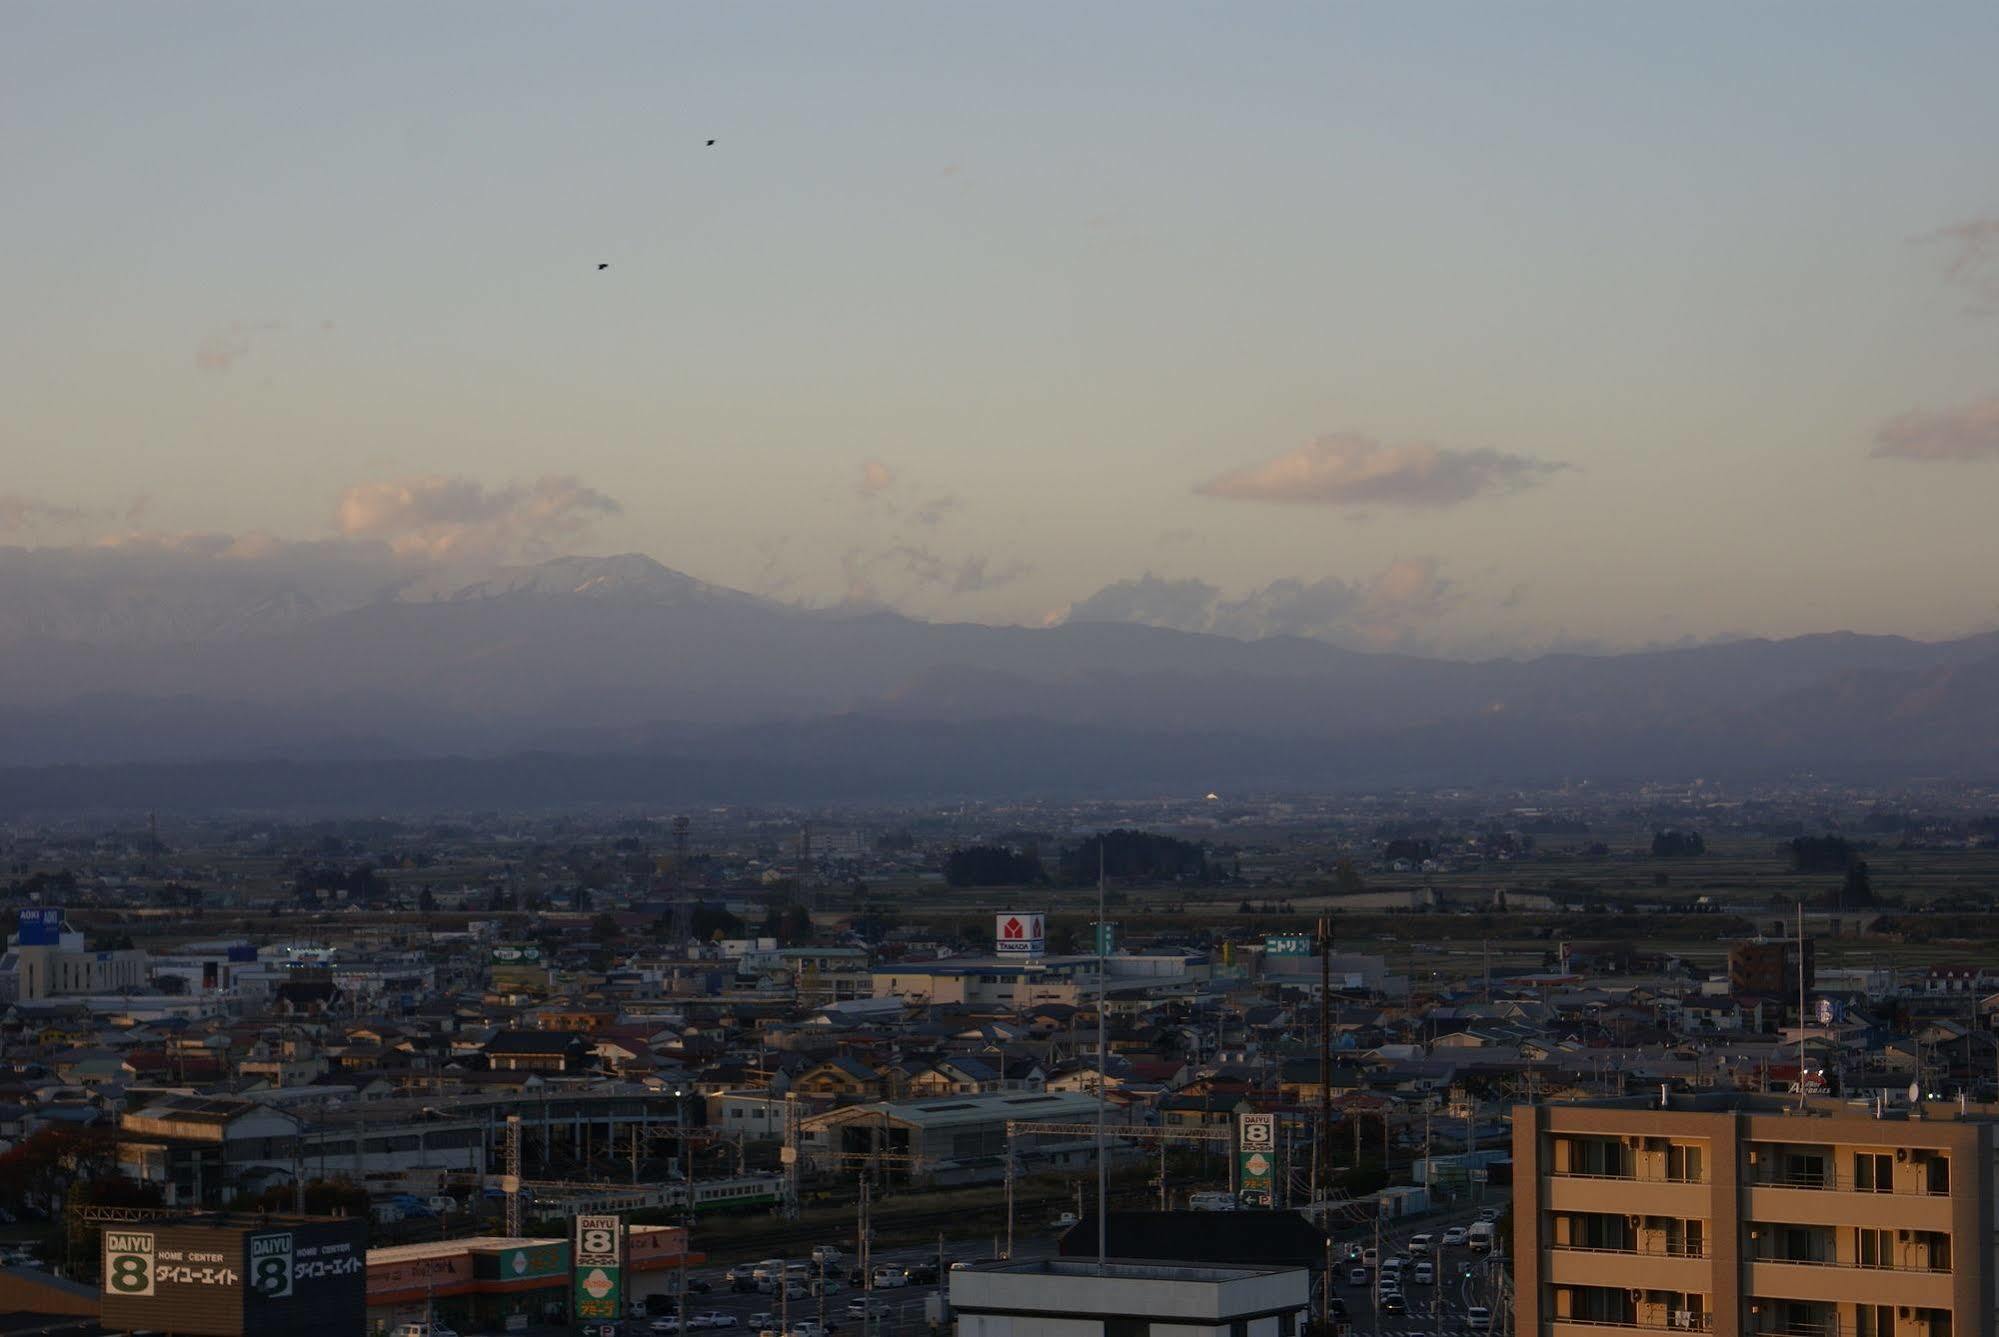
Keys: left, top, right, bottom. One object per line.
{"left": 857, "top": 459, "right": 895, "bottom": 496}
{"left": 838, "top": 543, "right": 1033, "bottom": 606}
{"left": 1196, "top": 432, "right": 1565, "bottom": 507}
{"left": 1871, "top": 395, "right": 1999, "bottom": 462}
{"left": 0, "top": 494, "right": 86, "bottom": 533}
{"left": 1915, "top": 216, "right": 1999, "bottom": 313}
{"left": 1062, "top": 558, "right": 1457, "bottom": 650}
{"left": 334, "top": 474, "right": 621, "bottom": 559}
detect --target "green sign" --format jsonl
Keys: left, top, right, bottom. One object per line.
{"left": 1263, "top": 934, "right": 1315, "bottom": 957}
{"left": 1091, "top": 921, "right": 1119, "bottom": 955}
{"left": 573, "top": 1216, "right": 623, "bottom": 1323}
{"left": 1237, "top": 1113, "right": 1275, "bottom": 1208}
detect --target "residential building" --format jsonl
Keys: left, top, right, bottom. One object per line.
{"left": 1514, "top": 1091, "right": 1990, "bottom": 1336}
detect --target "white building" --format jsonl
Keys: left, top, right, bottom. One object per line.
{"left": 951, "top": 1259, "right": 1311, "bottom": 1337}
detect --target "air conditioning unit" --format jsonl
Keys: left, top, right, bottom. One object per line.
{"left": 1898, "top": 1230, "right": 1912, "bottom": 1241}
{"left": 1900, "top": 1308, "right": 1911, "bottom": 1319}
{"left": 1627, "top": 1289, "right": 1643, "bottom": 1302}
{"left": 1627, "top": 1215, "right": 1641, "bottom": 1227}
{"left": 1896, "top": 1148, "right": 1909, "bottom": 1162}
{"left": 1624, "top": 1135, "right": 1642, "bottom": 1148}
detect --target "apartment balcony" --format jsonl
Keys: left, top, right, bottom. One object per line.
{"left": 1545, "top": 1318, "right": 1713, "bottom": 1337}
{"left": 1739, "top": 1174, "right": 1954, "bottom": 1231}
{"left": 1742, "top": 1257, "right": 1952, "bottom": 1309}
{"left": 1545, "top": 1170, "right": 1710, "bottom": 1218}
{"left": 1545, "top": 1245, "right": 1712, "bottom": 1297}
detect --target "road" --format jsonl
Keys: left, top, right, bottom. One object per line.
{"left": 1323, "top": 1195, "right": 1510, "bottom": 1337}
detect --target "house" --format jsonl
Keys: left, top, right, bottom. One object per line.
{"left": 482, "top": 1031, "right": 590, "bottom": 1073}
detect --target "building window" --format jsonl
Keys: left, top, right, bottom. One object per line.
{"left": 1854, "top": 1227, "right": 1890, "bottom": 1268}
{"left": 1926, "top": 1155, "right": 1950, "bottom": 1195}
{"left": 1105, "top": 1319, "right": 1147, "bottom": 1337}
{"left": 1853, "top": 1152, "right": 1891, "bottom": 1192}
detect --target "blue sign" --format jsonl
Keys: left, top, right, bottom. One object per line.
{"left": 17, "top": 908, "right": 62, "bottom": 946}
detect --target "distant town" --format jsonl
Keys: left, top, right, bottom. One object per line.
{"left": 0, "top": 779, "right": 1993, "bottom": 1334}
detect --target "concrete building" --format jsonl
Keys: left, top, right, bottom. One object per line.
{"left": 950, "top": 1258, "right": 1310, "bottom": 1337}
{"left": 1514, "top": 1092, "right": 1993, "bottom": 1336}
{"left": 795, "top": 1089, "right": 1107, "bottom": 1183}
{"left": 1728, "top": 938, "right": 1815, "bottom": 1000}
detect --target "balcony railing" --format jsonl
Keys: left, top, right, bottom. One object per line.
{"left": 1747, "top": 1323, "right": 1839, "bottom": 1337}
{"left": 1548, "top": 1168, "right": 1710, "bottom": 1185}
{"left": 1552, "top": 1243, "right": 1710, "bottom": 1260}
{"left": 1544, "top": 1317, "right": 1713, "bottom": 1333}
{"left": 1747, "top": 1166, "right": 1947, "bottom": 1196}
{"left": 1745, "top": 1250, "right": 1950, "bottom": 1274}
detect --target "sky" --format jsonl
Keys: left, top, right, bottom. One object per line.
{"left": 5, "top": 2, "right": 1999, "bottom": 658}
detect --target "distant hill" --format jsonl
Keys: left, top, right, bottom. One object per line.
{"left": 1, "top": 550, "right": 1996, "bottom": 809}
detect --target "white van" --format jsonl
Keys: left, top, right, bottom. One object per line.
{"left": 1467, "top": 1221, "right": 1495, "bottom": 1253}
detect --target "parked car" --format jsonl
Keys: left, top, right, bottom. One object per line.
{"left": 1475, "top": 1207, "right": 1499, "bottom": 1224}
{"left": 810, "top": 1278, "right": 844, "bottom": 1296}
{"left": 691, "top": 1314, "right": 738, "bottom": 1329}
{"left": 1467, "top": 1306, "right": 1493, "bottom": 1331}
{"left": 870, "top": 1266, "right": 907, "bottom": 1289}
{"left": 902, "top": 1263, "right": 938, "bottom": 1285}
{"left": 747, "top": 1314, "right": 775, "bottom": 1330}
{"left": 651, "top": 1319, "right": 681, "bottom": 1334}
{"left": 847, "top": 1300, "right": 889, "bottom": 1320}
{"left": 812, "top": 1246, "right": 845, "bottom": 1267}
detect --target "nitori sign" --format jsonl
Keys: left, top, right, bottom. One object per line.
{"left": 995, "top": 913, "right": 1046, "bottom": 957}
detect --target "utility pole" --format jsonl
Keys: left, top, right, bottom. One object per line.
{"left": 504, "top": 1115, "right": 522, "bottom": 1238}
{"left": 1318, "top": 914, "right": 1332, "bottom": 1209}
{"left": 1095, "top": 839, "right": 1108, "bottom": 1273}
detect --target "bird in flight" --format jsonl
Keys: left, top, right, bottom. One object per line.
{"left": 597, "top": 263, "right": 609, "bottom": 270}
{"left": 706, "top": 139, "right": 716, "bottom": 147}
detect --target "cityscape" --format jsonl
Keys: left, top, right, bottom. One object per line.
{"left": 7, "top": 5, "right": 1999, "bottom": 1337}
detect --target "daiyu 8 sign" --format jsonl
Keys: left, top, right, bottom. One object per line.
{"left": 101, "top": 1218, "right": 366, "bottom": 1337}
{"left": 995, "top": 912, "right": 1045, "bottom": 957}
{"left": 573, "top": 1214, "right": 624, "bottom": 1323}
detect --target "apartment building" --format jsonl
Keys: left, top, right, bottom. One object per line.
{"left": 1513, "top": 1092, "right": 1992, "bottom": 1337}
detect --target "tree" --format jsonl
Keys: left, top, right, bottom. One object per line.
{"left": 1333, "top": 859, "right": 1365, "bottom": 894}
{"left": 1060, "top": 830, "right": 1209, "bottom": 885}
{"left": 1381, "top": 838, "right": 1433, "bottom": 865}
{"left": 589, "top": 912, "right": 622, "bottom": 942}
{"left": 1787, "top": 835, "right": 1859, "bottom": 873}
{"left": 417, "top": 885, "right": 437, "bottom": 914}
{"left": 1651, "top": 830, "right": 1706, "bottom": 859}
{"left": 944, "top": 846, "right": 1045, "bottom": 888}
{"left": 1831, "top": 860, "right": 1877, "bottom": 909}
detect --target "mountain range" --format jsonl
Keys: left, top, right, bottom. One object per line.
{"left": 1, "top": 549, "right": 1995, "bottom": 810}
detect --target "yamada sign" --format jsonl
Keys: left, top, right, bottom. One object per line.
{"left": 995, "top": 913, "right": 1045, "bottom": 957}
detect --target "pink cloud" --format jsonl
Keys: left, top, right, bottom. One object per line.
{"left": 1196, "top": 432, "right": 1564, "bottom": 507}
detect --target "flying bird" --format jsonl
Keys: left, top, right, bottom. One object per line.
{"left": 706, "top": 139, "right": 716, "bottom": 146}
{"left": 597, "top": 263, "right": 609, "bottom": 270}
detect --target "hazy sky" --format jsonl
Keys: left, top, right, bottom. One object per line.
{"left": 6, "top": 2, "right": 1999, "bottom": 656}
